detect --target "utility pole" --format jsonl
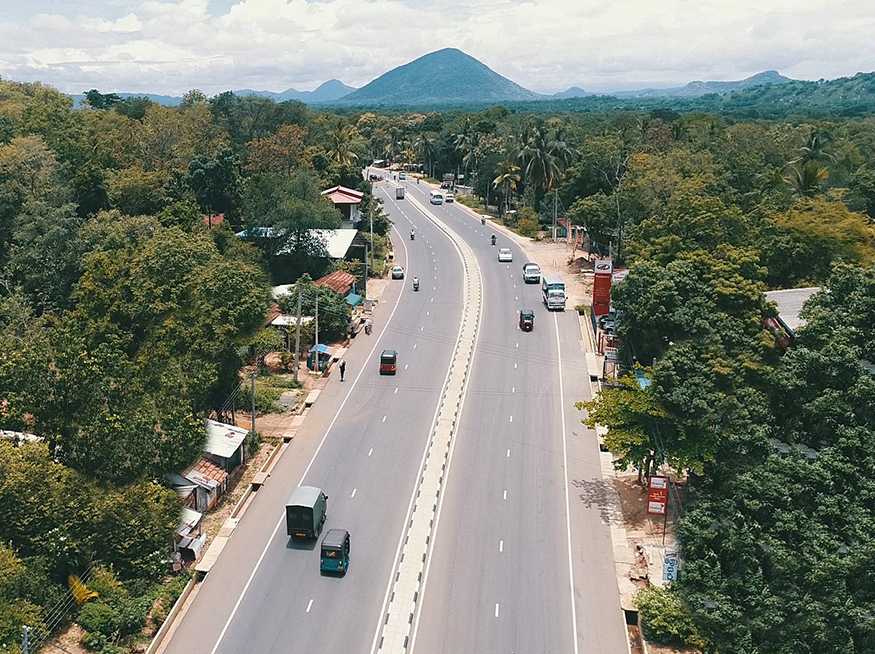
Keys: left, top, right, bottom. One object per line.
{"left": 315, "top": 294, "right": 320, "bottom": 350}
{"left": 363, "top": 245, "right": 369, "bottom": 302}
{"left": 250, "top": 372, "right": 256, "bottom": 435}
{"left": 552, "top": 189, "right": 558, "bottom": 241}
{"left": 22, "top": 625, "right": 30, "bottom": 654}
{"left": 293, "top": 284, "right": 303, "bottom": 383}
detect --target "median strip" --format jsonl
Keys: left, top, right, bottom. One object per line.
{"left": 375, "top": 193, "right": 483, "bottom": 654}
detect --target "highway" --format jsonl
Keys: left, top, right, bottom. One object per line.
{"left": 162, "top": 176, "right": 626, "bottom": 654}
{"left": 398, "top": 179, "right": 627, "bottom": 654}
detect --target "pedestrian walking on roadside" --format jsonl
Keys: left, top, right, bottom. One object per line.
{"left": 339, "top": 359, "right": 347, "bottom": 381}
{"left": 364, "top": 318, "right": 372, "bottom": 335}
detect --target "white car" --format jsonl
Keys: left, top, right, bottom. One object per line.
{"left": 391, "top": 265, "right": 405, "bottom": 279}
{"left": 498, "top": 248, "right": 512, "bottom": 262}
{"left": 522, "top": 263, "right": 541, "bottom": 283}
{"left": 444, "top": 192, "right": 455, "bottom": 203}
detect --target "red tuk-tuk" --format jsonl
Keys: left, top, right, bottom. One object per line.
{"left": 379, "top": 349, "right": 398, "bottom": 375}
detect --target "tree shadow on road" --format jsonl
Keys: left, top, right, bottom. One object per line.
{"left": 570, "top": 477, "right": 624, "bottom": 526}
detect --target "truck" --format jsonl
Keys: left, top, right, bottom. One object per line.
{"left": 541, "top": 277, "right": 566, "bottom": 311}
{"left": 286, "top": 486, "right": 328, "bottom": 539}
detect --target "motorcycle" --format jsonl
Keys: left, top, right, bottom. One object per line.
{"left": 410, "top": 231, "right": 415, "bottom": 241}
{"left": 491, "top": 234, "right": 496, "bottom": 246}
{"left": 481, "top": 217, "right": 486, "bottom": 225}
{"left": 412, "top": 278, "right": 420, "bottom": 292}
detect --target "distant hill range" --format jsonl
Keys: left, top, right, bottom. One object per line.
{"left": 64, "top": 48, "right": 875, "bottom": 116}
{"left": 551, "top": 86, "right": 589, "bottom": 99}
{"left": 69, "top": 79, "right": 356, "bottom": 107}
{"left": 336, "top": 48, "right": 542, "bottom": 105}
{"left": 614, "top": 70, "right": 793, "bottom": 98}
{"left": 234, "top": 79, "right": 356, "bottom": 103}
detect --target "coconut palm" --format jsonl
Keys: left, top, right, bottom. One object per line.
{"left": 493, "top": 160, "right": 521, "bottom": 216}
{"left": 785, "top": 160, "right": 829, "bottom": 197}
{"left": 517, "top": 122, "right": 561, "bottom": 208}
{"left": 414, "top": 133, "right": 438, "bottom": 177}
{"left": 326, "top": 123, "right": 360, "bottom": 167}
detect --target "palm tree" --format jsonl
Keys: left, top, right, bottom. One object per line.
{"left": 794, "top": 128, "right": 833, "bottom": 166}
{"left": 414, "top": 133, "right": 437, "bottom": 177}
{"left": 326, "top": 123, "right": 360, "bottom": 167}
{"left": 785, "top": 160, "right": 829, "bottom": 197}
{"left": 493, "top": 160, "right": 521, "bottom": 216}
{"left": 517, "top": 122, "right": 561, "bottom": 209}
{"left": 453, "top": 118, "right": 478, "bottom": 179}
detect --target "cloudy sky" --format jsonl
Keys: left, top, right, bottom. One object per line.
{"left": 1, "top": 0, "right": 873, "bottom": 95}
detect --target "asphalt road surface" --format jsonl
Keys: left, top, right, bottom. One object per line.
{"left": 399, "top": 180, "right": 627, "bottom": 654}
{"left": 163, "top": 177, "right": 626, "bottom": 654}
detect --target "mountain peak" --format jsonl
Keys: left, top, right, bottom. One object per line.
{"left": 337, "top": 48, "right": 542, "bottom": 106}
{"left": 747, "top": 70, "right": 789, "bottom": 83}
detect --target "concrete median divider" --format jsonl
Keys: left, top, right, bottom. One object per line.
{"left": 376, "top": 194, "right": 483, "bottom": 653}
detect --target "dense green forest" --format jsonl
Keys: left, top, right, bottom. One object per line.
{"left": 0, "top": 77, "right": 873, "bottom": 653}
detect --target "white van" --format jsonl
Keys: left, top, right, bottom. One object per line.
{"left": 429, "top": 190, "right": 444, "bottom": 205}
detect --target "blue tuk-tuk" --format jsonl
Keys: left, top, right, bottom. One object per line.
{"left": 320, "top": 529, "right": 350, "bottom": 575}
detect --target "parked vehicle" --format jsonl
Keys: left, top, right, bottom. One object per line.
{"left": 379, "top": 349, "right": 398, "bottom": 375}
{"left": 444, "top": 192, "right": 455, "bottom": 203}
{"left": 498, "top": 248, "right": 513, "bottom": 262}
{"left": 429, "top": 190, "right": 444, "bottom": 205}
{"left": 519, "top": 309, "right": 534, "bottom": 332}
{"left": 320, "top": 529, "right": 350, "bottom": 575}
{"left": 286, "top": 486, "right": 328, "bottom": 539}
{"left": 396, "top": 186, "right": 405, "bottom": 199}
{"left": 542, "top": 277, "right": 567, "bottom": 311}
{"left": 391, "top": 265, "right": 405, "bottom": 279}
{"left": 522, "top": 263, "right": 541, "bottom": 283}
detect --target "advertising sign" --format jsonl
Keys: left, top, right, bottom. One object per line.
{"left": 647, "top": 475, "right": 669, "bottom": 515}
{"left": 663, "top": 551, "right": 679, "bottom": 582}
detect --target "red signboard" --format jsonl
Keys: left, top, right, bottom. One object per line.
{"left": 647, "top": 475, "right": 669, "bottom": 515}
{"left": 592, "top": 259, "right": 613, "bottom": 316}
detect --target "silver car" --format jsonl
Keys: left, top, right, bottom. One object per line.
{"left": 391, "top": 265, "right": 405, "bottom": 279}
{"left": 498, "top": 248, "right": 512, "bottom": 262}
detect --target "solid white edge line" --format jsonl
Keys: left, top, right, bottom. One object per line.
{"left": 368, "top": 187, "right": 470, "bottom": 654}
{"left": 404, "top": 193, "right": 485, "bottom": 654}
{"left": 554, "top": 312, "right": 581, "bottom": 654}
{"left": 206, "top": 220, "right": 411, "bottom": 654}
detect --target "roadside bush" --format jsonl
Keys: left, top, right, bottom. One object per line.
{"left": 151, "top": 572, "right": 191, "bottom": 625}
{"left": 78, "top": 602, "right": 122, "bottom": 638}
{"left": 253, "top": 384, "right": 282, "bottom": 413}
{"left": 517, "top": 214, "right": 539, "bottom": 237}
{"left": 78, "top": 595, "right": 150, "bottom": 641}
{"left": 636, "top": 585, "right": 706, "bottom": 649}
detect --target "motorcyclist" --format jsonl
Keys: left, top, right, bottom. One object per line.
{"left": 410, "top": 229, "right": 415, "bottom": 240}
{"left": 413, "top": 276, "right": 420, "bottom": 291}
{"left": 491, "top": 234, "right": 496, "bottom": 246}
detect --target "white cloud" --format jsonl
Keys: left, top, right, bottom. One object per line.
{"left": 0, "top": 0, "right": 872, "bottom": 95}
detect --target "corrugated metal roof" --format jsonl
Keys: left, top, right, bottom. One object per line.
{"left": 314, "top": 270, "right": 356, "bottom": 295}
{"left": 765, "top": 287, "right": 820, "bottom": 334}
{"left": 204, "top": 419, "right": 248, "bottom": 459}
